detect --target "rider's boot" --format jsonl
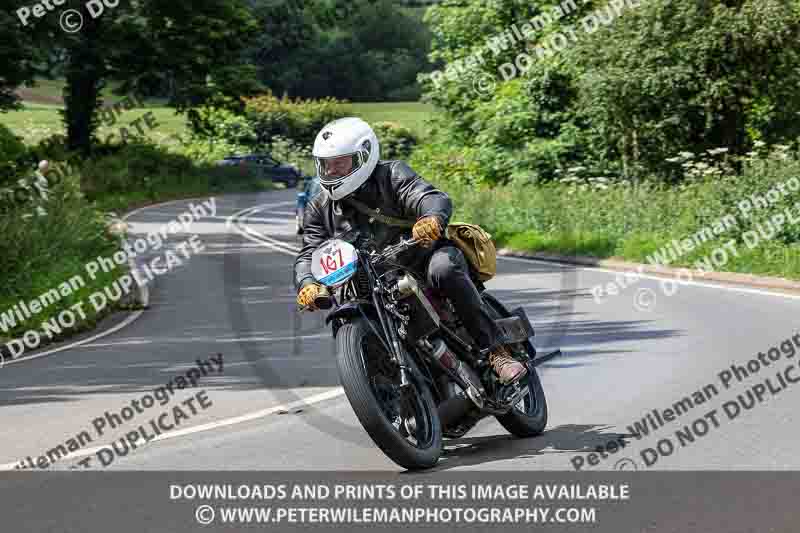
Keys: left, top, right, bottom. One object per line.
{"left": 487, "top": 345, "right": 527, "bottom": 384}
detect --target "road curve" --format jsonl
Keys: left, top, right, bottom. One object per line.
{"left": 2, "top": 190, "right": 800, "bottom": 472}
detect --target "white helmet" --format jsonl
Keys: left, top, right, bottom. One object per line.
{"left": 312, "top": 117, "right": 379, "bottom": 201}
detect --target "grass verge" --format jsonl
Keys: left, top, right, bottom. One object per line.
{"left": 413, "top": 143, "right": 800, "bottom": 281}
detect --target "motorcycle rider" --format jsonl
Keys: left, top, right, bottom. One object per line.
{"left": 294, "top": 117, "right": 526, "bottom": 384}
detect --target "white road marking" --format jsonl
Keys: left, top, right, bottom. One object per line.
{"left": 204, "top": 243, "right": 267, "bottom": 249}
{"left": 3, "top": 311, "right": 144, "bottom": 366}
{"left": 229, "top": 204, "right": 299, "bottom": 256}
{"left": 235, "top": 201, "right": 800, "bottom": 302}
{"left": 80, "top": 333, "right": 328, "bottom": 348}
{"left": 3, "top": 196, "right": 227, "bottom": 367}
{"left": 214, "top": 333, "right": 328, "bottom": 343}
{"left": 497, "top": 254, "right": 800, "bottom": 301}
{"left": 0, "top": 387, "right": 346, "bottom": 471}
{"left": 122, "top": 197, "right": 212, "bottom": 220}
{"left": 197, "top": 249, "right": 275, "bottom": 255}
{"left": 6, "top": 197, "right": 305, "bottom": 363}
{"left": 12, "top": 195, "right": 799, "bottom": 471}
{"left": 241, "top": 226, "right": 298, "bottom": 254}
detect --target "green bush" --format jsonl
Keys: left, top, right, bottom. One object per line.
{"left": 185, "top": 103, "right": 257, "bottom": 149}
{"left": 28, "top": 134, "right": 72, "bottom": 163}
{"left": 422, "top": 0, "right": 800, "bottom": 183}
{"left": 77, "top": 140, "right": 275, "bottom": 211}
{"left": 0, "top": 123, "right": 28, "bottom": 187}
{"left": 80, "top": 143, "right": 195, "bottom": 198}
{"left": 243, "top": 92, "right": 349, "bottom": 146}
{"left": 0, "top": 125, "right": 63, "bottom": 214}
{"left": 0, "top": 167, "right": 120, "bottom": 341}
{"left": 416, "top": 144, "right": 800, "bottom": 279}
{"left": 374, "top": 121, "right": 419, "bottom": 160}
{"left": 409, "top": 138, "right": 482, "bottom": 187}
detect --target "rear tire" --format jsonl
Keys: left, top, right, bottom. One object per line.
{"left": 482, "top": 293, "right": 548, "bottom": 437}
{"left": 336, "top": 318, "right": 442, "bottom": 470}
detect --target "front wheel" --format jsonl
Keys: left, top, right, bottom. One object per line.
{"left": 482, "top": 293, "right": 548, "bottom": 437}
{"left": 336, "top": 318, "right": 442, "bottom": 470}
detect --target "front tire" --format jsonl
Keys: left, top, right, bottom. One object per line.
{"left": 336, "top": 318, "right": 442, "bottom": 470}
{"left": 482, "top": 293, "right": 548, "bottom": 437}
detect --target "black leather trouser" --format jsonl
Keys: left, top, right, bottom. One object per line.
{"left": 423, "top": 244, "right": 502, "bottom": 351}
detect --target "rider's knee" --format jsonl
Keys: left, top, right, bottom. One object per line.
{"left": 428, "top": 246, "right": 467, "bottom": 286}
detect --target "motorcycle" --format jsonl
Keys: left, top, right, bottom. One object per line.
{"left": 300, "top": 231, "right": 559, "bottom": 470}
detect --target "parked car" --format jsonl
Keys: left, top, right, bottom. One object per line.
{"left": 215, "top": 154, "right": 301, "bottom": 188}
{"left": 296, "top": 175, "right": 321, "bottom": 234}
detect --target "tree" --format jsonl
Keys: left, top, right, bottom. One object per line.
{"left": 575, "top": 0, "right": 800, "bottom": 176}
{"left": 421, "top": 0, "right": 800, "bottom": 182}
{"left": 2, "top": 0, "right": 259, "bottom": 154}
{"left": 0, "top": 1, "right": 40, "bottom": 111}
{"left": 248, "top": 0, "right": 433, "bottom": 101}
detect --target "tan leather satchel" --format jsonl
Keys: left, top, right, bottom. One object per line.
{"left": 446, "top": 222, "right": 497, "bottom": 282}
{"left": 344, "top": 198, "right": 497, "bottom": 281}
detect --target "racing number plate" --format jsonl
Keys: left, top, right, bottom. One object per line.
{"left": 311, "top": 239, "right": 359, "bottom": 288}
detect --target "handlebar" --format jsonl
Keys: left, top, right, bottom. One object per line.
{"left": 297, "top": 238, "right": 422, "bottom": 312}
{"left": 373, "top": 237, "right": 421, "bottom": 263}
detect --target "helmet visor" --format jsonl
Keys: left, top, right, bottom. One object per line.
{"left": 315, "top": 153, "right": 364, "bottom": 182}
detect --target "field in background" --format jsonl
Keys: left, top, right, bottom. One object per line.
{"left": 342, "top": 102, "right": 434, "bottom": 139}
{"left": 2, "top": 104, "right": 187, "bottom": 146}
{"left": 3, "top": 79, "right": 436, "bottom": 145}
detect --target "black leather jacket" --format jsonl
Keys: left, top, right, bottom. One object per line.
{"left": 294, "top": 160, "right": 452, "bottom": 291}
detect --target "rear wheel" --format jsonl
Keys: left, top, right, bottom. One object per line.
{"left": 336, "top": 318, "right": 442, "bottom": 470}
{"left": 482, "top": 293, "right": 548, "bottom": 437}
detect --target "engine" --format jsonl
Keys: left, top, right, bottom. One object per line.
{"left": 392, "top": 274, "right": 441, "bottom": 343}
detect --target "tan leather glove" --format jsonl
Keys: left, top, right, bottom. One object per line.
{"left": 412, "top": 216, "right": 442, "bottom": 247}
{"left": 297, "top": 283, "right": 322, "bottom": 310}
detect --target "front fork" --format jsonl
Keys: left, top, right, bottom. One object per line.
{"left": 372, "top": 288, "right": 415, "bottom": 387}
{"left": 364, "top": 258, "right": 418, "bottom": 389}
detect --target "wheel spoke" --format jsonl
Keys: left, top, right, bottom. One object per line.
{"left": 362, "top": 336, "right": 434, "bottom": 450}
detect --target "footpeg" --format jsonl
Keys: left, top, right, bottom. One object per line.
{"left": 531, "top": 349, "right": 561, "bottom": 367}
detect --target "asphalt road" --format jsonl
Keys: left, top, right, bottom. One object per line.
{"left": 3, "top": 190, "right": 800, "bottom": 472}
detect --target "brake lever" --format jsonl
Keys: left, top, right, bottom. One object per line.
{"left": 377, "top": 238, "right": 421, "bottom": 261}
